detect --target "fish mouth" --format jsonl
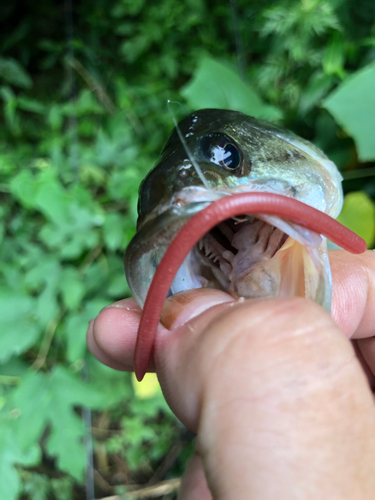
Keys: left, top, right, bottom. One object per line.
{"left": 192, "top": 215, "right": 290, "bottom": 298}
{"left": 171, "top": 209, "right": 331, "bottom": 310}
{"left": 162, "top": 188, "right": 332, "bottom": 310}
{"left": 125, "top": 188, "right": 363, "bottom": 313}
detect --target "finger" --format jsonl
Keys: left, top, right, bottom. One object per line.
{"left": 87, "top": 319, "right": 129, "bottom": 371}
{"left": 88, "top": 291, "right": 233, "bottom": 371}
{"left": 87, "top": 299, "right": 143, "bottom": 371}
{"left": 87, "top": 251, "right": 375, "bottom": 370}
{"left": 156, "top": 298, "right": 375, "bottom": 498}
{"left": 330, "top": 250, "right": 375, "bottom": 339}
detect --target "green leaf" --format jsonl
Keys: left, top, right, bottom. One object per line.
{"left": 0, "top": 154, "right": 16, "bottom": 175}
{"left": 48, "top": 105, "right": 64, "bottom": 130}
{"left": 10, "top": 170, "right": 38, "bottom": 208}
{"left": 64, "top": 299, "right": 108, "bottom": 363}
{"left": 0, "top": 427, "right": 40, "bottom": 500}
{"left": 322, "top": 33, "right": 345, "bottom": 78}
{"left": 60, "top": 267, "right": 85, "bottom": 310}
{"left": 336, "top": 191, "right": 375, "bottom": 247}
{"left": 74, "top": 89, "right": 104, "bottom": 116}
{"left": 108, "top": 273, "right": 131, "bottom": 298}
{"left": 103, "top": 212, "right": 125, "bottom": 250}
{"left": 17, "top": 97, "right": 45, "bottom": 114}
{"left": 11, "top": 372, "right": 50, "bottom": 449}
{"left": 24, "top": 258, "right": 61, "bottom": 328}
{"left": 181, "top": 57, "right": 281, "bottom": 120}
{"left": 89, "top": 357, "right": 133, "bottom": 407}
{"left": 299, "top": 71, "right": 333, "bottom": 115}
{"left": 24, "top": 257, "right": 61, "bottom": 291}
{"left": 39, "top": 203, "right": 103, "bottom": 259}
{"left": 10, "top": 367, "right": 105, "bottom": 480}
{"left": 34, "top": 169, "right": 70, "bottom": 223}
{"left": 0, "top": 291, "right": 39, "bottom": 363}
{"left": 323, "top": 63, "right": 375, "bottom": 161}
{"left": 0, "top": 85, "right": 19, "bottom": 133}
{"left": 0, "top": 57, "right": 32, "bottom": 88}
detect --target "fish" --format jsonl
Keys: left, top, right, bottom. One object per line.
{"left": 124, "top": 109, "right": 365, "bottom": 379}
{"left": 126, "top": 108, "right": 343, "bottom": 308}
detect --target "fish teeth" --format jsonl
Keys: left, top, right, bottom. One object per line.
{"left": 220, "top": 262, "right": 232, "bottom": 278}
{"left": 222, "top": 250, "right": 234, "bottom": 263}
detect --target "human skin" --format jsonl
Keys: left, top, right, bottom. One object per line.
{"left": 87, "top": 250, "right": 375, "bottom": 499}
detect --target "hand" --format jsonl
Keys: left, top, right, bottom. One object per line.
{"left": 87, "top": 251, "right": 375, "bottom": 499}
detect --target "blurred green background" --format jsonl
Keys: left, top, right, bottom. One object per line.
{"left": 1, "top": 0, "right": 375, "bottom": 498}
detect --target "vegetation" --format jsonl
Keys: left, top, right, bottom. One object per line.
{"left": 1, "top": 0, "right": 374, "bottom": 498}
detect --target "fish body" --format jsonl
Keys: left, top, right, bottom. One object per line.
{"left": 125, "top": 109, "right": 343, "bottom": 311}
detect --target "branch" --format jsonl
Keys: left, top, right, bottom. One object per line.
{"left": 98, "top": 477, "right": 181, "bottom": 499}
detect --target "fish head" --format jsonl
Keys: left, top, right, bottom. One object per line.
{"left": 137, "top": 109, "right": 342, "bottom": 226}
{"left": 126, "top": 109, "right": 344, "bottom": 311}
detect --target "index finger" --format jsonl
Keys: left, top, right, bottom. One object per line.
{"left": 331, "top": 250, "right": 375, "bottom": 339}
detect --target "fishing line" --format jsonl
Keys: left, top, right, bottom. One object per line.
{"left": 82, "top": 359, "right": 95, "bottom": 500}
{"left": 167, "top": 100, "right": 211, "bottom": 189}
{"left": 229, "top": 0, "right": 246, "bottom": 79}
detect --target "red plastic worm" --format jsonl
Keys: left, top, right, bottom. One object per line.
{"left": 134, "top": 192, "right": 366, "bottom": 380}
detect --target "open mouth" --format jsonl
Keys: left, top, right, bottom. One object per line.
{"left": 192, "top": 216, "right": 289, "bottom": 298}
{"left": 132, "top": 192, "right": 366, "bottom": 380}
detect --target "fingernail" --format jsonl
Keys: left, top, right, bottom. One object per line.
{"left": 102, "top": 303, "right": 140, "bottom": 312}
{"left": 160, "top": 289, "right": 234, "bottom": 330}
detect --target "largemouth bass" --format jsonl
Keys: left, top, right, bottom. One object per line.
{"left": 124, "top": 109, "right": 365, "bottom": 379}
{"left": 126, "top": 109, "right": 343, "bottom": 308}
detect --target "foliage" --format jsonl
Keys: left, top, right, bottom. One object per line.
{"left": 0, "top": 0, "right": 375, "bottom": 498}
{"left": 337, "top": 191, "right": 375, "bottom": 247}
{"left": 323, "top": 62, "right": 375, "bottom": 161}
{"left": 181, "top": 57, "right": 282, "bottom": 121}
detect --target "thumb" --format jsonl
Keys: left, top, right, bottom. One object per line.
{"left": 155, "top": 297, "right": 375, "bottom": 500}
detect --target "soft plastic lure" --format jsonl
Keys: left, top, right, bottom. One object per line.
{"left": 124, "top": 109, "right": 366, "bottom": 380}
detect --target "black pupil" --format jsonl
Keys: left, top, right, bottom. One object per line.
{"left": 220, "top": 144, "right": 239, "bottom": 169}
{"left": 201, "top": 134, "right": 241, "bottom": 171}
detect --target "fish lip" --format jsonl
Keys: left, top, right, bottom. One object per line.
{"left": 138, "top": 180, "right": 335, "bottom": 232}
{"left": 132, "top": 186, "right": 329, "bottom": 270}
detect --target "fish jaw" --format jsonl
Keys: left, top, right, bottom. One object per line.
{"left": 125, "top": 188, "right": 333, "bottom": 312}
{"left": 168, "top": 213, "right": 332, "bottom": 312}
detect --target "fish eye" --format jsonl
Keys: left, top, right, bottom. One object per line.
{"left": 201, "top": 134, "right": 242, "bottom": 171}
{"left": 220, "top": 143, "right": 240, "bottom": 170}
